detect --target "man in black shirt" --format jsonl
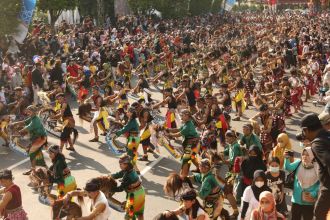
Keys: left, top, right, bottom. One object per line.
{"left": 31, "top": 63, "right": 44, "bottom": 105}
{"left": 300, "top": 113, "right": 330, "bottom": 220}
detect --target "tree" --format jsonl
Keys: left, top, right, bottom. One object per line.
{"left": 154, "top": 0, "right": 189, "bottom": 18}
{"left": 0, "top": 0, "right": 22, "bottom": 38}
{"left": 78, "top": 0, "right": 114, "bottom": 24}
{"left": 211, "top": 0, "right": 223, "bottom": 13}
{"left": 38, "top": 0, "right": 78, "bottom": 27}
{"left": 128, "top": 0, "right": 154, "bottom": 15}
{"left": 189, "top": 0, "right": 213, "bottom": 16}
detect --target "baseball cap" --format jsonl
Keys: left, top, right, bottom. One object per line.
{"left": 301, "top": 113, "right": 322, "bottom": 130}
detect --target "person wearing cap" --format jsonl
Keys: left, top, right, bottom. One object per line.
{"left": 165, "top": 109, "right": 199, "bottom": 177}
{"left": 240, "top": 123, "right": 262, "bottom": 151}
{"left": 115, "top": 107, "right": 141, "bottom": 172}
{"left": 162, "top": 189, "right": 208, "bottom": 220}
{"left": 10, "top": 105, "right": 47, "bottom": 175}
{"left": 187, "top": 159, "right": 230, "bottom": 219}
{"left": 52, "top": 93, "right": 78, "bottom": 151}
{"left": 299, "top": 113, "right": 330, "bottom": 220}
{"left": 319, "top": 111, "right": 330, "bottom": 131}
{"left": 47, "top": 145, "right": 76, "bottom": 198}
{"left": 223, "top": 130, "right": 242, "bottom": 167}
{"left": 64, "top": 178, "right": 111, "bottom": 220}
{"left": 152, "top": 88, "right": 177, "bottom": 129}
{"left": 111, "top": 154, "right": 145, "bottom": 220}
{"left": 0, "top": 169, "right": 28, "bottom": 220}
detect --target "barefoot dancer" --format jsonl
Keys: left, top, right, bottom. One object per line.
{"left": 11, "top": 105, "right": 47, "bottom": 175}
{"left": 165, "top": 109, "right": 200, "bottom": 177}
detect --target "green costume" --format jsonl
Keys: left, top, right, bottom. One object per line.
{"left": 116, "top": 119, "right": 140, "bottom": 165}
{"left": 224, "top": 141, "right": 242, "bottom": 166}
{"left": 180, "top": 120, "right": 199, "bottom": 166}
{"left": 193, "top": 171, "right": 222, "bottom": 218}
{"left": 240, "top": 133, "right": 262, "bottom": 150}
{"left": 112, "top": 169, "right": 145, "bottom": 220}
{"left": 24, "top": 116, "right": 47, "bottom": 141}
{"left": 24, "top": 115, "right": 47, "bottom": 167}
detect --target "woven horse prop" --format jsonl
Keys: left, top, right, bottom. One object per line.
{"left": 30, "top": 167, "right": 82, "bottom": 220}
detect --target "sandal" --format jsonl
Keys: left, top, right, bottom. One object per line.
{"left": 89, "top": 137, "right": 99, "bottom": 142}
{"left": 23, "top": 170, "right": 32, "bottom": 175}
{"left": 66, "top": 147, "right": 76, "bottom": 152}
{"left": 232, "top": 116, "right": 240, "bottom": 121}
{"left": 138, "top": 156, "right": 149, "bottom": 161}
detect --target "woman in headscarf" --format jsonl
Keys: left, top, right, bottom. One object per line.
{"left": 241, "top": 145, "right": 267, "bottom": 192}
{"left": 284, "top": 147, "right": 320, "bottom": 220}
{"left": 251, "top": 191, "right": 285, "bottom": 220}
{"left": 271, "top": 133, "right": 292, "bottom": 169}
{"left": 239, "top": 170, "right": 271, "bottom": 220}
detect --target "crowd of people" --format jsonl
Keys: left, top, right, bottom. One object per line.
{"left": 0, "top": 7, "right": 330, "bottom": 220}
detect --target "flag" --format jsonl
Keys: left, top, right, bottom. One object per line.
{"left": 224, "top": 0, "right": 236, "bottom": 11}
{"left": 12, "top": 0, "right": 37, "bottom": 44}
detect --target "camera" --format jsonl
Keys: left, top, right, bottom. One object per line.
{"left": 287, "top": 151, "right": 294, "bottom": 157}
{"left": 296, "top": 132, "right": 306, "bottom": 142}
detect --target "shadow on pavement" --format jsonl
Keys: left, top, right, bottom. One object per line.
{"left": 67, "top": 151, "right": 110, "bottom": 174}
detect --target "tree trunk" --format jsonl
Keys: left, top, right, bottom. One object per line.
{"left": 97, "top": 0, "right": 104, "bottom": 26}
{"left": 49, "top": 9, "right": 62, "bottom": 33}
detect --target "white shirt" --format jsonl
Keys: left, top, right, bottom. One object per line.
{"left": 239, "top": 186, "right": 260, "bottom": 220}
{"left": 88, "top": 191, "right": 111, "bottom": 220}
{"left": 181, "top": 207, "right": 209, "bottom": 220}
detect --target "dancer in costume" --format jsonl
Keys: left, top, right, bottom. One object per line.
{"left": 53, "top": 93, "right": 78, "bottom": 151}
{"left": 138, "top": 108, "right": 155, "bottom": 161}
{"left": 165, "top": 109, "right": 200, "bottom": 177}
{"left": 115, "top": 107, "right": 141, "bottom": 173}
{"left": 188, "top": 159, "right": 230, "bottom": 219}
{"left": 152, "top": 88, "right": 177, "bottom": 128}
{"left": 10, "top": 105, "right": 47, "bottom": 175}
{"left": 87, "top": 86, "right": 109, "bottom": 142}
{"left": 111, "top": 154, "right": 145, "bottom": 220}
{"left": 47, "top": 145, "right": 77, "bottom": 198}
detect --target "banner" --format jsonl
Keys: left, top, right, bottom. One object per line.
{"left": 224, "top": 0, "right": 236, "bottom": 11}
{"left": 12, "top": 0, "right": 37, "bottom": 44}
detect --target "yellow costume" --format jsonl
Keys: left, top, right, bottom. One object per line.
{"left": 271, "top": 133, "right": 292, "bottom": 168}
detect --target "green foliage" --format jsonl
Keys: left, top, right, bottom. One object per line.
{"left": 232, "top": 4, "right": 263, "bottom": 12}
{"left": 78, "top": 0, "right": 114, "bottom": 24}
{"left": 128, "top": 0, "right": 189, "bottom": 18}
{"left": 211, "top": 0, "right": 223, "bottom": 13}
{"left": 0, "top": 0, "right": 22, "bottom": 37}
{"left": 189, "top": 0, "right": 213, "bottom": 16}
{"left": 38, "top": 0, "right": 78, "bottom": 25}
{"left": 153, "top": 0, "right": 189, "bottom": 18}
{"left": 128, "top": 0, "right": 154, "bottom": 14}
